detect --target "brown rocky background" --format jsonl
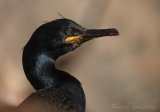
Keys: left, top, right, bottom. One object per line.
{"left": 0, "top": 0, "right": 160, "bottom": 112}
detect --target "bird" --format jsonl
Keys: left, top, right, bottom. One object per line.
{"left": 17, "top": 18, "right": 119, "bottom": 112}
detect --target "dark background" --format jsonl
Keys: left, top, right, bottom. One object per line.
{"left": 0, "top": 0, "right": 160, "bottom": 112}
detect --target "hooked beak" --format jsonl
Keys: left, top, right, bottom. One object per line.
{"left": 82, "top": 28, "right": 119, "bottom": 41}
{"left": 64, "top": 28, "right": 119, "bottom": 46}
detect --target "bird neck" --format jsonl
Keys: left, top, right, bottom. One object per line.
{"left": 23, "top": 47, "right": 86, "bottom": 112}
{"left": 22, "top": 49, "right": 81, "bottom": 90}
{"left": 22, "top": 49, "right": 86, "bottom": 111}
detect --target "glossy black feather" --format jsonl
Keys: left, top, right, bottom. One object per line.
{"left": 18, "top": 18, "right": 119, "bottom": 112}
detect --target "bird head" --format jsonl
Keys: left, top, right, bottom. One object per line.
{"left": 24, "top": 18, "right": 119, "bottom": 59}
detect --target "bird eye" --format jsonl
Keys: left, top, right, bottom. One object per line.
{"left": 65, "top": 29, "right": 72, "bottom": 36}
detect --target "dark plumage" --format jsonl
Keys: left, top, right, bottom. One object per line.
{"left": 18, "top": 18, "right": 119, "bottom": 112}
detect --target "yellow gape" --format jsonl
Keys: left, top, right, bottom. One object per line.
{"left": 64, "top": 36, "right": 80, "bottom": 42}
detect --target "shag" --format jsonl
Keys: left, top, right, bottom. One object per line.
{"left": 18, "top": 18, "right": 119, "bottom": 112}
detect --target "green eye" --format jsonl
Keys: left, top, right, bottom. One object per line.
{"left": 66, "top": 29, "right": 72, "bottom": 36}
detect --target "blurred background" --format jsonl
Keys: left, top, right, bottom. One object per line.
{"left": 0, "top": 0, "right": 160, "bottom": 112}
